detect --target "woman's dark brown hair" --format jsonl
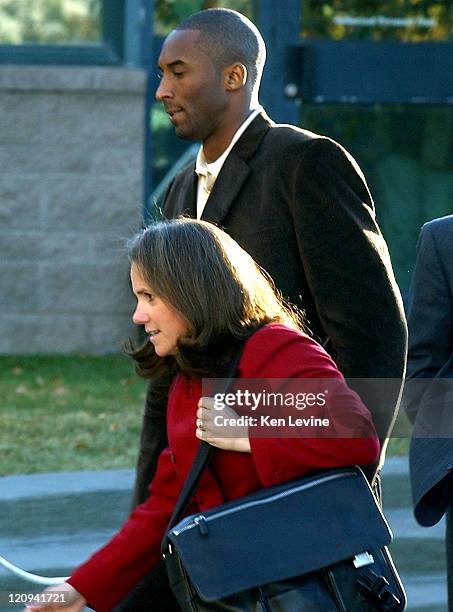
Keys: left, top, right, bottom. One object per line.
{"left": 127, "top": 218, "right": 305, "bottom": 378}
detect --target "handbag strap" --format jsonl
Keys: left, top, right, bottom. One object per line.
{"left": 163, "top": 341, "right": 247, "bottom": 540}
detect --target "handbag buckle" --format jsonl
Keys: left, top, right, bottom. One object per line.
{"left": 357, "top": 569, "right": 402, "bottom": 610}
{"left": 353, "top": 552, "right": 374, "bottom": 568}
{"left": 194, "top": 516, "right": 209, "bottom": 536}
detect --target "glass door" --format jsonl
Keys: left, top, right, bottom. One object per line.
{"left": 297, "top": 0, "right": 453, "bottom": 297}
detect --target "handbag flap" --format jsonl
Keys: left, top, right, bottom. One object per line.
{"left": 167, "top": 467, "right": 392, "bottom": 601}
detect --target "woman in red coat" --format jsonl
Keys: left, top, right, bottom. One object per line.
{"left": 27, "top": 219, "right": 379, "bottom": 612}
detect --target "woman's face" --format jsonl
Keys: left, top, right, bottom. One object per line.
{"left": 130, "top": 263, "right": 190, "bottom": 357}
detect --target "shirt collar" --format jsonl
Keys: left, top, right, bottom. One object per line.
{"left": 195, "top": 107, "right": 262, "bottom": 179}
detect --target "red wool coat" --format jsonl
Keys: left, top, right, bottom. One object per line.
{"left": 68, "top": 324, "right": 379, "bottom": 611}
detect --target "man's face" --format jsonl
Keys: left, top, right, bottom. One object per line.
{"left": 156, "top": 29, "right": 228, "bottom": 142}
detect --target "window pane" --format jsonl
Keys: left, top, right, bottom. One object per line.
{"left": 0, "top": 0, "right": 102, "bottom": 45}
{"left": 301, "top": 0, "right": 453, "bottom": 42}
{"left": 299, "top": 104, "right": 453, "bottom": 296}
{"left": 155, "top": 0, "right": 255, "bottom": 36}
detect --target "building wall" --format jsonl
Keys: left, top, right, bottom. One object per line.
{"left": 0, "top": 66, "right": 146, "bottom": 353}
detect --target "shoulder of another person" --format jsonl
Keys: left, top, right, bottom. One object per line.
{"left": 267, "top": 122, "right": 321, "bottom": 146}
{"left": 419, "top": 217, "right": 453, "bottom": 260}
{"left": 423, "top": 215, "right": 453, "bottom": 240}
{"left": 265, "top": 124, "right": 348, "bottom": 162}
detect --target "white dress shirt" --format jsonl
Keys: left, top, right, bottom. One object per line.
{"left": 195, "top": 107, "right": 262, "bottom": 219}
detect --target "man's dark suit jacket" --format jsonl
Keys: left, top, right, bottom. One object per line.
{"left": 133, "top": 111, "right": 407, "bottom": 505}
{"left": 406, "top": 215, "right": 453, "bottom": 526}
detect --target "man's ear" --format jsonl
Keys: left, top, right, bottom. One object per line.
{"left": 224, "top": 63, "right": 247, "bottom": 91}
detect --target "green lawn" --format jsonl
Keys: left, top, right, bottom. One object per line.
{"left": 0, "top": 355, "right": 410, "bottom": 476}
{"left": 0, "top": 355, "right": 147, "bottom": 476}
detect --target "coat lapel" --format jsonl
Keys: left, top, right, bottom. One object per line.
{"left": 163, "top": 168, "right": 197, "bottom": 219}
{"left": 201, "top": 111, "right": 272, "bottom": 225}
{"left": 201, "top": 156, "right": 250, "bottom": 224}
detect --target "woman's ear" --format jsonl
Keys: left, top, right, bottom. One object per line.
{"left": 224, "top": 63, "right": 247, "bottom": 91}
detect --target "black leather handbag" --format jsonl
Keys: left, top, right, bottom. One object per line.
{"left": 161, "top": 349, "right": 406, "bottom": 611}
{"left": 163, "top": 443, "right": 406, "bottom": 612}
{"left": 162, "top": 445, "right": 406, "bottom": 611}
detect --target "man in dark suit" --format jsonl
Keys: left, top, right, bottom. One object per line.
{"left": 406, "top": 215, "right": 453, "bottom": 607}
{"left": 132, "top": 8, "right": 407, "bottom": 507}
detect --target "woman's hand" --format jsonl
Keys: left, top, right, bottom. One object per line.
{"left": 23, "top": 583, "right": 86, "bottom": 612}
{"left": 196, "top": 397, "right": 251, "bottom": 452}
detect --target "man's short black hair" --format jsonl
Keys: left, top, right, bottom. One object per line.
{"left": 175, "top": 8, "right": 266, "bottom": 90}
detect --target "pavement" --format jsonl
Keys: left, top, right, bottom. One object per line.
{"left": 0, "top": 457, "right": 448, "bottom": 611}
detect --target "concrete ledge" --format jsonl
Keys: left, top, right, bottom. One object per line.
{"left": 0, "top": 460, "right": 408, "bottom": 501}
{"left": 0, "top": 66, "right": 146, "bottom": 93}
{"left": 0, "top": 470, "right": 133, "bottom": 500}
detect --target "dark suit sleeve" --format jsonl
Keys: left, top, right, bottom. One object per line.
{"left": 405, "top": 224, "right": 453, "bottom": 422}
{"left": 288, "top": 138, "right": 407, "bottom": 442}
{"left": 130, "top": 370, "right": 175, "bottom": 507}
{"left": 406, "top": 222, "right": 453, "bottom": 526}
{"left": 290, "top": 138, "right": 407, "bottom": 378}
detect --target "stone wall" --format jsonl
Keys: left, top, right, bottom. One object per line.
{"left": 0, "top": 66, "right": 146, "bottom": 353}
